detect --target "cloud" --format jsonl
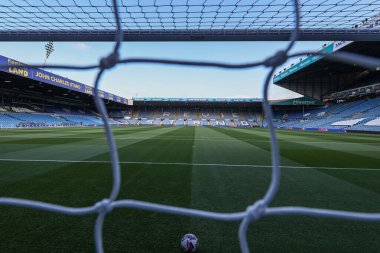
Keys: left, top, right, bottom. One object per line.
{"left": 72, "top": 42, "right": 89, "bottom": 50}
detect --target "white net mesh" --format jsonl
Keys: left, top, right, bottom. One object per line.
{"left": 0, "top": 0, "right": 380, "bottom": 40}
{"left": 0, "top": 0, "right": 379, "bottom": 252}
{"left": 1, "top": 0, "right": 379, "bottom": 30}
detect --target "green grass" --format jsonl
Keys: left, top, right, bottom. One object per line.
{"left": 0, "top": 126, "right": 379, "bottom": 252}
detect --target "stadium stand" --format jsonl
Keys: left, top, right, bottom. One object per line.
{"left": 0, "top": 40, "right": 380, "bottom": 133}
{"left": 274, "top": 96, "right": 380, "bottom": 132}
{"left": 0, "top": 53, "right": 129, "bottom": 128}
{"left": 0, "top": 109, "right": 127, "bottom": 128}
{"left": 128, "top": 106, "right": 263, "bottom": 128}
{"left": 0, "top": 90, "right": 378, "bottom": 132}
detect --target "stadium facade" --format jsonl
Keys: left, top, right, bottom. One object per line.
{"left": 0, "top": 40, "right": 379, "bottom": 132}
{"left": 273, "top": 40, "right": 380, "bottom": 133}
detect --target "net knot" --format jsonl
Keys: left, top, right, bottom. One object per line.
{"left": 100, "top": 52, "right": 119, "bottom": 69}
{"left": 95, "top": 199, "right": 113, "bottom": 214}
{"left": 245, "top": 200, "right": 266, "bottom": 221}
{"left": 264, "top": 50, "right": 288, "bottom": 67}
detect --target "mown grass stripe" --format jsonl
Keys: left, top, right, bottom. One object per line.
{"left": 215, "top": 127, "right": 380, "bottom": 194}
{"left": 0, "top": 127, "right": 178, "bottom": 187}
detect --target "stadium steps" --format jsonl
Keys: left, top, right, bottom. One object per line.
{"left": 327, "top": 100, "right": 366, "bottom": 117}
{"left": 5, "top": 113, "right": 27, "bottom": 122}
{"left": 350, "top": 112, "right": 362, "bottom": 118}
{"left": 321, "top": 105, "right": 347, "bottom": 118}
{"left": 370, "top": 104, "right": 380, "bottom": 110}
{"left": 308, "top": 103, "right": 348, "bottom": 120}
{"left": 52, "top": 115, "right": 66, "bottom": 120}
{"left": 59, "top": 116, "right": 78, "bottom": 124}
{"left": 340, "top": 101, "right": 377, "bottom": 119}
{"left": 363, "top": 104, "right": 380, "bottom": 114}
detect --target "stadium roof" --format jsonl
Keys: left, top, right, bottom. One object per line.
{"left": 273, "top": 41, "right": 380, "bottom": 100}
{"left": 0, "top": 54, "right": 130, "bottom": 105}
{"left": 133, "top": 97, "right": 261, "bottom": 102}
{"left": 0, "top": 1, "right": 379, "bottom": 41}
{"left": 132, "top": 97, "right": 262, "bottom": 107}
{"left": 132, "top": 97, "right": 324, "bottom": 107}
{"left": 0, "top": 71, "right": 126, "bottom": 110}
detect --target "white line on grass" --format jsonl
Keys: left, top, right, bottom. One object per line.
{"left": 0, "top": 158, "right": 378, "bottom": 171}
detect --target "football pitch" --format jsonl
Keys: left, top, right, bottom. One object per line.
{"left": 0, "top": 126, "right": 379, "bottom": 252}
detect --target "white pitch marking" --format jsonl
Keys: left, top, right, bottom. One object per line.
{"left": 0, "top": 158, "right": 379, "bottom": 171}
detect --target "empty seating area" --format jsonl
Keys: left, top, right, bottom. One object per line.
{"left": 1, "top": 97, "right": 378, "bottom": 132}
{"left": 128, "top": 108, "right": 263, "bottom": 127}
{"left": 0, "top": 114, "right": 23, "bottom": 128}
{"left": 275, "top": 96, "right": 380, "bottom": 132}
{"left": 8, "top": 113, "right": 67, "bottom": 125}
{"left": 0, "top": 104, "right": 124, "bottom": 128}
{"left": 62, "top": 115, "right": 103, "bottom": 126}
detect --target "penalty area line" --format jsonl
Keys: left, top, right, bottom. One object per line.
{"left": 0, "top": 158, "right": 378, "bottom": 171}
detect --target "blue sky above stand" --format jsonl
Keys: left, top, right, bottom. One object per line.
{"left": 0, "top": 41, "right": 324, "bottom": 100}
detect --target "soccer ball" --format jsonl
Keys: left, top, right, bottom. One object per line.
{"left": 181, "top": 233, "right": 198, "bottom": 252}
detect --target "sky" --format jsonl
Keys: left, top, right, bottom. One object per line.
{"left": 0, "top": 41, "right": 325, "bottom": 100}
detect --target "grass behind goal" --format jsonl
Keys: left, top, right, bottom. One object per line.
{"left": 0, "top": 127, "right": 379, "bottom": 252}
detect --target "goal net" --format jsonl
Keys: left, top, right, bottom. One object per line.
{"left": 1, "top": 0, "right": 380, "bottom": 41}
{"left": 0, "top": 1, "right": 379, "bottom": 253}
